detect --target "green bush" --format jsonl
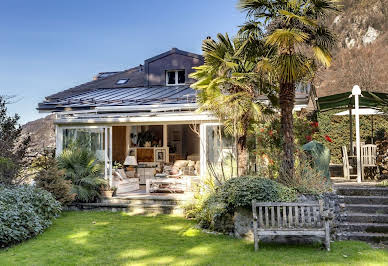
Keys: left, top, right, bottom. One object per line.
{"left": 34, "top": 156, "right": 75, "bottom": 206}
{"left": 58, "top": 147, "right": 106, "bottom": 203}
{"left": 187, "top": 176, "right": 297, "bottom": 231}
{"left": 0, "top": 185, "right": 61, "bottom": 248}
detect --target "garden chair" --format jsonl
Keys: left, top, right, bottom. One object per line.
{"left": 342, "top": 146, "right": 357, "bottom": 180}
{"left": 361, "top": 144, "right": 378, "bottom": 180}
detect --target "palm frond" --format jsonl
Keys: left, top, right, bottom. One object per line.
{"left": 266, "top": 28, "right": 309, "bottom": 48}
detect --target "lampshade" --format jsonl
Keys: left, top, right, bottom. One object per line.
{"left": 124, "top": 155, "right": 137, "bottom": 166}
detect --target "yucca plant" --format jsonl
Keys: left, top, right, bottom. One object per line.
{"left": 238, "top": 0, "right": 340, "bottom": 179}
{"left": 58, "top": 147, "right": 106, "bottom": 203}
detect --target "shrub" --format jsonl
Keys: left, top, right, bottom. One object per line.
{"left": 279, "top": 154, "right": 332, "bottom": 195}
{"left": 58, "top": 147, "right": 106, "bottom": 203}
{"left": 187, "top": 176, "right": 297, "bottom": 231}
{"left": 34, "top": 156, "right": 75, "bottom": 206}
{"left": 0, "top": 185, "right": 61, "bottom": 248}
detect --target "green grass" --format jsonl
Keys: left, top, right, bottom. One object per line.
{"left": 0, "top": 212, "right": 387, "bottom": 265}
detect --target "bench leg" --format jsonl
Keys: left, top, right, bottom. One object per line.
{"left": 254, "top": 237, "right": 259, "bottom": 251}
{"left": 325, "top": 221, "right": 330, "bottom": 251}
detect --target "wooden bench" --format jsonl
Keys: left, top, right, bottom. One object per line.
{"left": 252, "top": 200, "right": 332, "bottom": 251}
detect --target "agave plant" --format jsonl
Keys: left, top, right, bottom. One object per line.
{"left": 58, "top": 147, "right": 106, "bottom": 203}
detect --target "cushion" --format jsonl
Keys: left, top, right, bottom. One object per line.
{"left": 195, "top": 161, "right": 200, "bottom": 175}
{"left": 170, "top": 166, "right": 180, "bottom": 175}
{"left": 173, "top": 160, "right": 190, "bottom": 169}
{"left": 187, "top": 160, "right": 195, "bottom": 167}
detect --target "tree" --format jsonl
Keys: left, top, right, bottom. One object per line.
{"left": 190, "top": 33, "right": 276, "bottom": 176}
{"left": 238, "top": 0, "right": 339, "bottom": 179}
{"left": 0, "top": 96, "right": 30, "bottom": 185}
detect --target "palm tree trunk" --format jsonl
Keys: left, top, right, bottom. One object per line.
{"left": 279, "top": 82, "right": 295, "bottom": 179}
{"left": 237, "top": 135, "right": 248, "bottom": 176}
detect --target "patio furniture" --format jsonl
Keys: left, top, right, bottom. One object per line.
{"left": 113, "top": 169, "right": 140, "bottom": 194}
{"left": 361, "top": 144, "right": 378, "bottom": 180}
{"left": 146, "top": 177, "right": 190, "bottom": 193}
{"left": 252, "top": 200, "right": 332, "bottom": 251}
{"left": 342, "top": 146, "right": 357, "bottom": 180}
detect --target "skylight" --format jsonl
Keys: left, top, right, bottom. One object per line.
{"left": 116, "top": 79, "right": 129, "bottom": 85}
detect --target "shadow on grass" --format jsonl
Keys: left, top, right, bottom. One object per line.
{"left": 1, "top": 211, "right": 387, "bottom": 265}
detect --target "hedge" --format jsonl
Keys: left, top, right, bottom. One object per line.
{"left": 0, "top": 185, "right": 62, "bottom": 248}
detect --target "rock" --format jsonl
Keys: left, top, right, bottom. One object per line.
{"left": 233, "top": 207, "right": 254, "bottom": 240}
{"left": 363, "top": 26, "right": 380, "bottom": 45}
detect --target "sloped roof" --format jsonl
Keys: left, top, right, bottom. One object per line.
{"left": 38, "top": 86, "right": 196, "bottom": 111}
{"left": 47, "top": 65, "right": 145, "bottom": 100}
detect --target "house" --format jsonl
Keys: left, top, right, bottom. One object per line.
{"left": 38, "top": 48, "right": 312, "bottom": 190}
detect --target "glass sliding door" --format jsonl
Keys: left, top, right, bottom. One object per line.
{"left": 200, "top": 123, "right": 237, "bottom": 180}
{"left": 60, "top": 126, "right": 112, "bottom": 183}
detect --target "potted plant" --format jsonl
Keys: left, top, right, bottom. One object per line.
{"left": 100, "top": 183, "right": 117, "bottom": 198}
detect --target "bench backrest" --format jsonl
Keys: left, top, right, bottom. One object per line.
{"left": 252, "top": 201, "right": 324, "bottom": 229}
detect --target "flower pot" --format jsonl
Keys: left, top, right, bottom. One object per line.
{"left": 102, "top": 190, "right": 113, "bottom": 198}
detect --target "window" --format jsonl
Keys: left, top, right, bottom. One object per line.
{"left": 116, "top": 79, "right": 129, "bottom": 85}
{"left": 166, "top": 70, "right": 185, "bottom": 85}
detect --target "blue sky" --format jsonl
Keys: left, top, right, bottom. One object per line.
{"left": 0, "top": 0, "right": 246, "bottom": 124}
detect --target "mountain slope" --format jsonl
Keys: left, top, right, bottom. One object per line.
{"left": 21, "top": 114, "right": 55, "bottom": 157}
{"left": 315, "top": 0, "right": 388, "bottom": 97}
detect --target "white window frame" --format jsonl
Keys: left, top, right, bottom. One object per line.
{"left": 56, "top": 125, "right": 113, "bottom": 186}
{"left": 166, "top": 70, "right": 185, "bottom": 86}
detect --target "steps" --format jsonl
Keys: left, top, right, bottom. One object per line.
{"left": 336, "top": 185, "right": 388, "bottom": 243}
{"left": 68, "top": 194, "right": 190, "bottom": 216}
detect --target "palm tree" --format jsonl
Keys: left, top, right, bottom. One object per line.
{"left": 190, "top": 33, "right": 275, "bottom": 176}
{"left": 58, "top": 146, "right": 106, "bottom": 202}
{"left": 238, "top": 0, "right": 339, "bottom": 179}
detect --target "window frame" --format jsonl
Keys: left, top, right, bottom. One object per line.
{"left": 165, "top": 70, "right": 185, "bottom": 86}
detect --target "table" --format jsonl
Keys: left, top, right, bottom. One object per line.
{"left": 146, "top": 177, "right": 190, "bottom": 193}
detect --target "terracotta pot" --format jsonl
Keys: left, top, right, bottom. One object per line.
{"left": 102, "top": 190, "right": 113, "bottom": 198}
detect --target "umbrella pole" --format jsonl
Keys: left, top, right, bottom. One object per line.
{"left": 371, "top": 115, "right": 374, "bottom": 144}
{"left": 349, "top": 105, "right": 353, "bottom": 156}
{"left": 352, "top": 86, "right": 362, "bottom": 183}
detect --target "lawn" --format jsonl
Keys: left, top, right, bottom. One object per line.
{"left": 0, "top": 212, "right": 387, "bottom": 265}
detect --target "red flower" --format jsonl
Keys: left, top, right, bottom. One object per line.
{"left": 268, "top": 130, "right": 273, "bottom": 136}
{"left": 324, "top": 135, "right": 333, "bottom": 143}
{"left": 259, "top": 128, "right": 265, "bottom": 133}
{"left": 306, "top": 135, "right": 312, "bottom": 142}
{"left": 311, "top": 121, "right": 319, "bottom": 128}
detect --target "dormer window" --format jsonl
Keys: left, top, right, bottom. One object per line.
{"left": 166, "top": 70, "right": 185, "bottom": 85}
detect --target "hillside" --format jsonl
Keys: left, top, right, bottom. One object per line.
{"left": 315, "top": 0, "right": 388, "bottom": 97}
{"left": 21, "top": 114, "right": 56, "bottom": 157}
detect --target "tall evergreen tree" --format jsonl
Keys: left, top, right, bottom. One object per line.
{"left": 0, "top": 96, "right": 30, "bottom": 185}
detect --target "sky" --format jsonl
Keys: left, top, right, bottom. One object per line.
{"left": 0, "top": 0, "right": 246, "bottom": 124}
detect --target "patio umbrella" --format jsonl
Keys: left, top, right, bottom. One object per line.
{"left": 334, "top": 108, "right": 384, "bottom": 144}
{"left": 317, "top": 88, "right": 388, "bottom": 183}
